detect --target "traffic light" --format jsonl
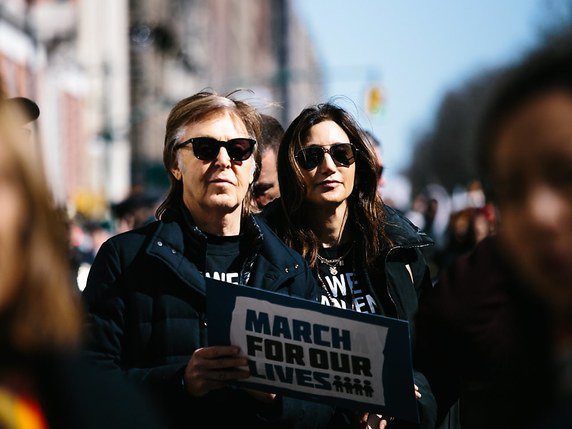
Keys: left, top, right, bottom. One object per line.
{"left": 366, "top": 86, "right": 383, "bottom": 115}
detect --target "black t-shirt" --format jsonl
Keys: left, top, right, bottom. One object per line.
{"left": 203, "top": 234, "right": 242, "bottom": 284}
{"left": 316, "top": 243, "right": 383, "bottom": 314}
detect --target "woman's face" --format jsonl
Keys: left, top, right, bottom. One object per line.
{"left": 0, "top": 143, "right": 25, "bottom": 311}
{"left": 298, "top": 120, "right": 356, "bottom": 209}
{"left": 493, "top": 90, "right": 572, "bottom": 313}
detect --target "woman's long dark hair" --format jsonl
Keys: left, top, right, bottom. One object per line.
{"left": 273, "top": 102, "right": 391, "bottom": 267}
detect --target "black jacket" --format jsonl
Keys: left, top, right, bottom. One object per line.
{"left": 415, "top": 235, "right": 557, "bottom": 429}
{"left": 353, "top": 205, "right": 437, "bottom": 429}
{"left": 82, "top": 206, "right": 332, "bottom": 429}
{"left": 363, "top": 205, "right": 434, "bottom": 324}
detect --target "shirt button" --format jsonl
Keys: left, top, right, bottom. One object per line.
{"left": 157, "top": 241, "right": 163, "bottom": 246}
{"left": 284, "top": 267, "right": 289, "bottom": 273}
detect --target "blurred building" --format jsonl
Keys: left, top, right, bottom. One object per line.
{"left": 129, "top": 0, "right": 323, "bottom": 189}
{"left": 0, "top": 0, "right": 47, "bottom": 179}
{"left": 1, "top": 0, "right": 130, "bottom": 218}
{"left": 0, "top": 0, "right": 322, "bottom": 216}
{"left": 0, "top": 1, "right": 42, "bottom": 99}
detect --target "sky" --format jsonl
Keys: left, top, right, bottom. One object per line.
{"left": 292, "top": 0, "right": 558, "bottom": 183}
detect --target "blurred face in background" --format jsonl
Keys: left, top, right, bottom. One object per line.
{"left": 493, "top": 90, "right": 572, "bottom": 314}
{"left": 0, "top": 139, "right": 26, "bottom": 312}
{"left": 253, "top": 149, "right": 279, "bottom": 209}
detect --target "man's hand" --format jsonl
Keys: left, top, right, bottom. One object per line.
{"left": 360, "top": 413, "right": 394, "bottom": 429}
{"left": 244, "top": 389, "right": 277, "bottom": 404}
{"left": 183, "top": 346, "right": 249, "bottom": 397}
{"left": 360, "top": 384, "right": 421, "bottom": 428}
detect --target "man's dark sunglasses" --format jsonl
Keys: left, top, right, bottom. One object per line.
{"left": 295, "top": 143, "right": 357, "bottom": 170}
{"left": 174, "top": 137, "right": 256, "bottom": 162}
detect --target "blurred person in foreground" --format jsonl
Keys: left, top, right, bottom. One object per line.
{"left": 82, "top": 90, "right": 332, "bottom": 429}
{"left": 478, "top": 28, "right": 572, "bottom": 427}
{"left": 0, "top": 96, "right": 40, "bottom": 157}
{"left": 415, "top": 29, "right": 572, "bottom": 429}
{"left": 251, "top": 113, "right": 284, "bottom": 210}
{"left": 1, "top": 96, "right": 40, "bottom": 127}
{"left": 0, "top": 102, "right": 162, "bottom": 428}
{"left": 264, "top": 102, "right": 436, "bottom": 428}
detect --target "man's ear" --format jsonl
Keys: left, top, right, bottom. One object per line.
{"left": 171, "top": 165, "right": 182, "bottom": 181}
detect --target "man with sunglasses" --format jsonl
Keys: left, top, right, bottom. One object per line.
{"left": 82, "top": 90, "right": 331, "bottom": 429}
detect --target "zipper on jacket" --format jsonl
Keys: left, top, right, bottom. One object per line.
{"left": 384, "top": 242, "right": 433, "bottom": 317}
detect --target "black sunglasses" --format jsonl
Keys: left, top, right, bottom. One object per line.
{"left": 295, "top": 143, "right": 357, "bottom": 170}
{"left": 174, "top": 137, "right": 256, "bottom": 162}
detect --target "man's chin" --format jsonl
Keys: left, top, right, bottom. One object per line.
{"left": 204, "top": 196, "right": 241, "bottom": 213}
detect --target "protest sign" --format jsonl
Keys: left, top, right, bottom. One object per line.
{"left": 206, "top": 278, "right": 419, "bottom": 423}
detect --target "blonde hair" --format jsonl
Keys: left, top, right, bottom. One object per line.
{"left": 0, "top": 107, "right": 82, "bottom": 353}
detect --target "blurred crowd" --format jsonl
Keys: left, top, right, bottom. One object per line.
{"left": 402, "top": 180, "right": 497, "bottom": 280}
{"left": 67, "top": 188, "right": 161, "bottom": 290}
{"left": 66, "top": 172, "right": 496, "bottom": 292}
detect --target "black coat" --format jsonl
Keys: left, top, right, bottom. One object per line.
{"left": 415, "top": 235, "right": 557, "bottom": 429}
{"left": 350, "top": 206, "right": 437, "bottom": 429}
{"left": 82, "top": 207, "right": 332, "bottom": 429}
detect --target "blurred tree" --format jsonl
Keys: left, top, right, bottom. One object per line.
{"left": 404, "top": 68, "right": 503, "bottom": 195}
{"left": 541, "top": 0, "right": 572, "bottom": 35}
{"left": 404, "top": 3, "right": 572, "bottom": 196}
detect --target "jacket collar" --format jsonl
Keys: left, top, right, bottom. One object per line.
{"left": 161, "top": 202, "right": 264, "bottom": 251}
{"left": 145, "top": 202, "right": 265, "bottom": 295}
{"left": 383, "top": 204, "right": 434, "bottom": 250}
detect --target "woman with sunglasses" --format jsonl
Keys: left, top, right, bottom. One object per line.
{"left": 82, "top": 90, "right": 332, "bottom": 429}
{"left": 264, "top": 102, "right": 437, "bottom": 428}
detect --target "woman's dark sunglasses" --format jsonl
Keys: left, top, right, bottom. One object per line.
{"left": 174, "top": 137, "right": 256, "bottom": 162}
{"left": 295, "top": 143, "right": 357, "bottom": 170}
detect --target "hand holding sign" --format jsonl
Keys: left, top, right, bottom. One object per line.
{"left": 183, "top": 345, "right": 249, "bottom": 396}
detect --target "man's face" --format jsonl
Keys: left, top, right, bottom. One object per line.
{"left": 253, "top": 149, "right": 279, "bottom": 209}
{"left": 493, "top": 90, "right": 572, "bottom": 313}
{"left": 171, "top": 111, "right": 256, "bottom": 217}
